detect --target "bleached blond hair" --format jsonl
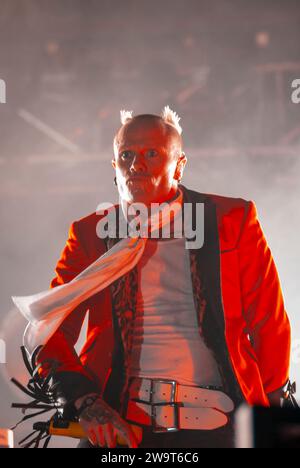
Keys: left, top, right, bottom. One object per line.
{"left": 119, "top": 106, "right": 183, "bottom": 135}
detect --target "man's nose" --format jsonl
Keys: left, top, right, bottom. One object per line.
{"left": 129, "top": 153, "right": 147, "bottom": 173}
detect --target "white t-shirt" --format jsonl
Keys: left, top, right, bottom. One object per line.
{"left": 128, "top": 236, "right": 223, "bottom": 387}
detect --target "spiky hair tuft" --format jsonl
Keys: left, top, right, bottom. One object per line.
{"left": 120, "top": 109, "right": 133, "bottom": 125}
{"left": 118, "top": 106, "right": 183, "bottom": 135}
{"left": 161, "top": 105, "right": 182, "bottom": 135}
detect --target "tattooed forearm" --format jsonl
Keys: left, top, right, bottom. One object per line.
{"left": 76, "top": 391, "right": 141, "bottom": 448}
{"left": 79, "top": 397, "right": 130, "bottom": 441}
{"left": 81, "top": 399, "right": 114, "bottom": 424}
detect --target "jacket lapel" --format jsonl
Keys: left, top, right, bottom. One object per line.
{"left": 181, "top": 184, "right": 244, "bottom": 404}
{"left": 180, "top": 184, "right": 226, "bottom": 336}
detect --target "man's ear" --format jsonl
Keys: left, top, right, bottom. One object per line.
{"left": 180, "top": 151, "right": 187, "bottom": 166}
{"left": 112, "top": 158, "right": 116, "bottom": 169}
{"left": 174, "top": 152, "right": 187, "bottom": 182}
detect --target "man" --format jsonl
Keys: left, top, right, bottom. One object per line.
{"left": 34, "top": 107, "right": 291, "bottom": 448}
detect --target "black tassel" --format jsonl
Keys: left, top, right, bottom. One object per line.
{"left": 11, "top": 346, "right": 63, "bottom": 448}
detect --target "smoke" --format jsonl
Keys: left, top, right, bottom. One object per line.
{"left": 1, "top": 0, "right": 300, "bottom": 447}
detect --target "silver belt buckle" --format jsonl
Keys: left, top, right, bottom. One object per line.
{"left": 149, "top": 379, "right": 180, "bottom": 433}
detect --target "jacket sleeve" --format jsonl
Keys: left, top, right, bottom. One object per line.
{"left": 237, "top": 200, "right": 291, "bottom": 395}
{"left": 36, "top": 221, "right": 100, "bottom": 408}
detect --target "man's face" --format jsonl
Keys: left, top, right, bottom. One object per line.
{"left": 112, "top": 119, "right": 186, "bottom": 206}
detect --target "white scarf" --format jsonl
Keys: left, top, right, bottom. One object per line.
{"left": 12, "top": 188, "right": 184, "bottom": 357}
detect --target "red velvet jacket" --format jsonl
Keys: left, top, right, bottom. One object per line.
{"left": 37, "top": 184, "right": 291, "bottom": 414}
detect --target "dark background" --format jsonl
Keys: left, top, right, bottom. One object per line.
{"left": 0, "top": 0, "right": 299, "bottom": 447}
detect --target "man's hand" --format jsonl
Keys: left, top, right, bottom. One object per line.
{"left": 75, "top": 393, "right": 141, "bottom": 448}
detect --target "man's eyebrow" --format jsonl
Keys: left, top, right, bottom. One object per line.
{"left": 116, "top": 145, "right": 168, "bottom": 158}
{"left": 117, "top": 145, "right": 133, "bottom": 153}
{"left": 118, "top": 145, "right": 165, "bottom": 151}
